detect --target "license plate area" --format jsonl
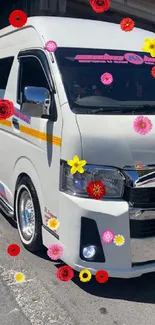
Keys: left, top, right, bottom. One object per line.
{"left": 130, "top": 210, "right": 155, "bottom": 238}
{"left": 131, "top": 237, "right": 155, "bottom": 264}
{"left": 130, "top": 209, "right": 155, "bottom": 264}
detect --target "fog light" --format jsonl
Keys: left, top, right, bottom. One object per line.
{"left": 82, "top": 245, "right": 96, "bottom": 259}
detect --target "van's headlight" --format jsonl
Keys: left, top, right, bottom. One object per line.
{"left": 60, "top": 162, "right": 125, "bottom": 198}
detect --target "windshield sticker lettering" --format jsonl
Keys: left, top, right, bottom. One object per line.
{"left": 74, "top": 53, "right": 155, "bottom": 65}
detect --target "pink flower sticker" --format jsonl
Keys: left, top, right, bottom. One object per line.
{"left": 133, "top": 116, "right": 152, "bottom": 135}
{"left": 101, "top": 72, "right": 113, "bottom": 85}
{"left": 45, "top": 40, "right": 57, "bottom": 53}
{"left": 47, "top": 244, "right": 63, "bottom": 260}
{"left": 101, "top": 229, "right": 115, "bottom": 244}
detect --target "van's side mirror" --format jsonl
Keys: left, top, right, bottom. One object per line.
{"left": 21, "top": 86, "right": 55, "bottom": 120}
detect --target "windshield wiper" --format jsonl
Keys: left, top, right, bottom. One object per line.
{"left": 90, "top": 105, "right": 155, "bottom": 114}
{"left": 72, "top": 106, "right": 124, "bottom": 114}
{"left": 130, "top": 104, "right": 155, "bottom": 110}
{"left": 91, "top": 107, "right": 123, "bottom": 114}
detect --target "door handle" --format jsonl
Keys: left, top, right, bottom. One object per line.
{"left": 12, "top": 117, "right": 19, "bottom": 129}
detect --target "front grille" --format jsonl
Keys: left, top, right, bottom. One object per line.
{"left": 124, "top": 186, "right": 155, "bottom": 208}
{"left": 130, "top": 219, "right": 155, "bottom": 238}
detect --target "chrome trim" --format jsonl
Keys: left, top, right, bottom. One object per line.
{"left": 131, "top": 237, "right": 155, "bottom": 264}
{"left": 129, "top": 208, "right": 155, "bottom": 220}
{"left": 123, "top": 169, "right": 155, "bottom": 188}
{"left": 0, "top": 197, "right": 14, "bottom": 218}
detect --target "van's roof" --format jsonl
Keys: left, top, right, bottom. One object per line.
{"left": 0, "top": 16, "right": 154, "bottom": 51}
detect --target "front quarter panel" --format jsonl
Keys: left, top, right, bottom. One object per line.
{"left": 12, "top": 157, "right": 44, "bottom": 219}
{"left": 61, "top": 104, "right": 82, "bottom": 160}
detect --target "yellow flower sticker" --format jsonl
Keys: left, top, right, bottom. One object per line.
{"left": 114, "top": 235, "right": 125, "bottom": 246}
{"left": 48, "top": 218, "right": 60, "bottom": 230}
{"left": 142, "top": 38, "right": 155, "bottom": 57}
{"left": 67, "top": 155, "right": 87, "bottom": 175}
{"left": 15, "top": 272, "right": 25, "bottom": 283}
{"left": 79, "top": 269, "right": 92, "bottom": 282}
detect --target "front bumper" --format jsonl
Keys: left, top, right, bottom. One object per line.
{"left": 54, "top": 193, "right": 155, "bottom": 278}
{"left": 42, "top": 192, "right": 155, "bottom": 278}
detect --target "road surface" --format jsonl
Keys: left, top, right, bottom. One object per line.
{"left": 0, "top": 212, "right": 155, "bottom": 325}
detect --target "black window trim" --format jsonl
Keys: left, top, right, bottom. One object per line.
{"left": 0, "top": 56, "right": 14, "bottom": 93}
{"left": 17, "top": 49, "right": 56, "bottom": 104}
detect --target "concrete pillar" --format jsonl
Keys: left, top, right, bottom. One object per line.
{"left": 40, "top": 0, "right": 67, "bottom": 15}
{"left": 110, "top": 0, "right": 155, "bottom": 22}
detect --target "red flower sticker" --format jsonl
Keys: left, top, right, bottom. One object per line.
{"left": 151, "top": 66, "right": 155, "bottom": 78}
{"left": 56, "top": 265, "right": 74, "bottom": 282}
{"left": 86, "top": 180, "right": 106, "bottom": 200}
{"left": 95, "top": 270, "right": 109, "bottom": 283}
{"left": 9, "top": 10, "right": 27, "bottom": 28}
{"left": 0, "top": 99, "right": 14, "bottom": 120}
{"left": 90, "top": 0, "right": 110, "bottom": 13}
{"left": 7, "top": 244, "right": 20, "bottom": 256}
{"left": 120, "top": 18, "right": 135, "bottom": 32}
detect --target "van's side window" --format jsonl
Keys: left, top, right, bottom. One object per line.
{"left": 0, "top": 57, "right": 14, "bottom": 98}
{"left": 18, "top": 56, "right": 50, "bottom": 101}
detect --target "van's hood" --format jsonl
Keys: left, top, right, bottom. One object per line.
{"left": 76, "top": 114, "right": 155, "bottom": 168}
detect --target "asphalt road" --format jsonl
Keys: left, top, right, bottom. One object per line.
{"left": 1, "top": 212, "right": 155, "bottom": 325}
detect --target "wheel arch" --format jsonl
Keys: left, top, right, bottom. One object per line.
{"left": 12, "top": 157, "right": 44, "bottom": 221}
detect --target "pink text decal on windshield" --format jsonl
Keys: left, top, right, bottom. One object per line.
{"left": 74, "top": 53, "right": 155, "bottom": 65}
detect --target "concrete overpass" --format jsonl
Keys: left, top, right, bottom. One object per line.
{"left": 0, "top": 0, "right": 155, "bottom": 31}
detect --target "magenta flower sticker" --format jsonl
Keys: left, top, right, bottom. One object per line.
{"left": 133, "top": 116, "right": 152, "bottom": 135}
{"left": 47, "top": 244, "right": 63, "bottom": 260}
{"left": 101, "top": 72, "right": 113, "bottom": 85}
{"left": 101, "top": 229, "right": 115, "bottom": 244}
{"left": 45, "top": 40, "right": 57, "bottom": 52}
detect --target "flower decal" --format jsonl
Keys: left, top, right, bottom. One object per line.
{"left": 7, "top": 244, "right": 20, "bottom": 256}
{"left": 101, "top": 72, "right": 113, "bottom": 85}
{"left": 79, "top": 269, "right": 92, "bottom": 282}
{"left": 56, "top": 265, "right": 74, "bottom": 282}
{"left": 114, "top": 235, "right": 125, "bottom": 246}
{"left": 47, "top": 218, "right": 60, "bottom": 230}
{"left": 142, "top": 38, "right": 155, "bottom": 57}
{"left": 120, "top": 18, "right": 135, "bottom": 32}
{"left": 47, "top": 244, "right": 63, "bottom": 260}
{"left": 45, "top": 41, "right": 57, "bottom": 53}
{"left": 86, "top": 180, "right": 106, "bottom": 200}
{"left": 15, "top": 272, "right": 25, "bottom": 283}
{"left": 0, "top": 99, "right": 14, "bottom": 120}
{"left": 133, "top": 116, "right": 152, "bottom": 135}
{"left": 9, "top": 10, "right": 27, "bottom": 28}
{"left": 101, "top": 230, "right": 115, "bottom": 244}
{"left": 151, "top": 66, "right": 155, "bottom": 78}
{"left": 90, "top": 0, "right": 110, "bottom": 13}
{"left": 67, "top": 155, "right": 87, "bottom": 175}
{"left": 95, "top": 270, "right": 109, "bottom": 283}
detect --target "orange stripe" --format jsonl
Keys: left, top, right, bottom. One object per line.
{"left": 20, "top": 125, "right": 61, "bottom": 145}
{"left": 0, "top": 120, "right": 12, "bottom": 127}
{"left": 0, "top": 120, "right": 61, "bottom": 146}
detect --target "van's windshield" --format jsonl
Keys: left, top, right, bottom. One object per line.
{"left": 55, "top": 48, "right": 155, "bottom": 114}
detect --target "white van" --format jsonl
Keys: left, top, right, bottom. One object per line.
{"left": 1, "top": 16, "right": 155, "bottom": 278}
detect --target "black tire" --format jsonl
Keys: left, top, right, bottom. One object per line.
{"left": 15, "top": 176, "right": 43, "bottom": 252}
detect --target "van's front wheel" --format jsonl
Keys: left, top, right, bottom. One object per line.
{"left": 15, "top": 176, "right": 43, "bottom": 252}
